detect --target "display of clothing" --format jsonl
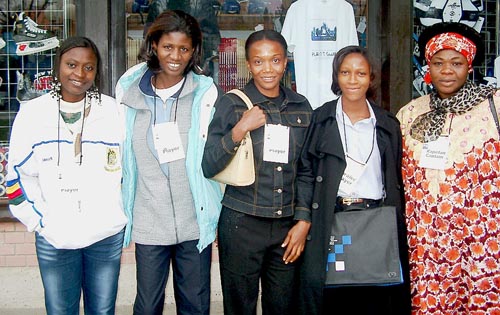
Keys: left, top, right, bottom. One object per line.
{"left": 414, "top": 0, "right": 484, "bottom": 28}
{"left": 281, "top": 0, "right": 358, "bottom": 109}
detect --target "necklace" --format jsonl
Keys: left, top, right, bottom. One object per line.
{"left": 59, "top": 111, "right": 82, "bottom": 124}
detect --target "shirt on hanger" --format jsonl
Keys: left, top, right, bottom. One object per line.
{"left": 281, "top": 0, "right": 359, "bottom": 109}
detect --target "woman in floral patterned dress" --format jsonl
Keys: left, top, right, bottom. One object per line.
{"left": 397, "top": 22, "right": 500, "bottom": 314}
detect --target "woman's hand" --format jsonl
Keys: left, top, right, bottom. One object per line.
{"left": 231, "top": 106, "right": 266, "bottom": 143}
{"left": 282, "top": 220, "right": 311, "bottom": 264}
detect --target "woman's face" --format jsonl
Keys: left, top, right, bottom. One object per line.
{"left": 246, "top": 39, "right": 287, "bottom": 97}
{"left": 152, "top": 31, "right": 193, "bottom": 86}
{"left": 429, "top": 49, "right": 469, "bottom": 99}
{"left": 58, "top": 47, "right": 97, "bottom": 102}
{"left": 337, "top": 53, "right": 371, "bottom": 104}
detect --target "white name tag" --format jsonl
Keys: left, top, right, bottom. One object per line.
{"left": 51, "top": 165, "right": 84, "bottom": 212}
{"left": 419, "top": 136, "right": 450, "bottom": 170}
{"left": 152, "top": 122, "right": 185, "bottom": 164}
{"left": 263, "top": 124, "right": 289, "bottom": 164}
{"left": 338, "top": 156, "right": 367, "bottom": 195}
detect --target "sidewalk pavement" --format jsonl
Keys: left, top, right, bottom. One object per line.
{"left": 0, "top": 303, "right": 225, "bottom": 315}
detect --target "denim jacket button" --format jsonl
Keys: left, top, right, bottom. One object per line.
{"left": 276, "top": 166, "right": 282, "bottom": 172}
{"left": 312, "top": 202, "right": 319, "bottom": 209}
{"left": 276, "top": 188, "right": 283, "bottom": 194}
{"left": 276, "top": 209, "right": 282, "bottom": 216}
{"left": 316, "top": 176, "right": 323, "bottom": 182}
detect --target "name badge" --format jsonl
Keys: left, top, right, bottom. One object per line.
{"left": 419, "top": 136, "right": 450, "bottom": 170}
{"left": 263, "top": 124, "right": 289, "bottom": 164}
{"left": 52, "top": 165, "right": 84, "bottom": 213}
{"left": 338, "top": 156, "right": 367, "bottom": 195}
{"left": 152, "top": 122, "right": 185, "bottom": 164}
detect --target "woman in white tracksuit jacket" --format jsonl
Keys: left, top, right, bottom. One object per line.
{"left": 6, "top": 37, "right": 127, "bottom": 315}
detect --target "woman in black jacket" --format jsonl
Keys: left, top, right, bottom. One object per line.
{"left": 295, "top": 45, "right": 411, "bottom": 314}
{"left": 202, "top": 30, "right": 312, "bottom": 315}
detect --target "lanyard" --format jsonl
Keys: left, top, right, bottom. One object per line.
{"left": 152, "top": 76, "right": 186, "bottom": 125}
{"left": 57, "top": 96, "right": 87, "bottom": 166}
{"left": 341, "top": 111, "right": 376, "bottom": 165}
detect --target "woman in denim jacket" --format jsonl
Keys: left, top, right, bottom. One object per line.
{"left": 202, "top": 29, "right": 312, "bottom": 315}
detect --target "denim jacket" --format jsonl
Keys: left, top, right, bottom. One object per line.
{"left": 202, "top": 80, "right": 312, "bottom": 218}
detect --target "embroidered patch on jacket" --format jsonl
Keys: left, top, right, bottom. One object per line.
{"left": 104, "top": 147, "right": 121, "bottom": 172}
{"left": 6, "top": 179, "right": 26, "bottom": 206}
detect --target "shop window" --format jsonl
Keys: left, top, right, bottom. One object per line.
{"left": 125, "top": 0, "right": 368, "bottom": 97}
{"left": 412, "top": 0, "right": 499, "bottom": 98}
{"left": 0, "top": 0, "right": 74, "bottom": 216}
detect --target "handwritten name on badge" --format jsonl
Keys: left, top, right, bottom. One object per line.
{"left": 263, "top": 124, "right": 289, "bottom": 164}
{"left": 153, "top": 122, "right": 185, "bottom": 163}
{"left": 419, "top": 137, "right": 450, "bottom": 170}
{"left": 60, "top": 188, "right": 79, "bottom": 193}
{"left": 338, "top": 157, "right": 367, "bottom": 195}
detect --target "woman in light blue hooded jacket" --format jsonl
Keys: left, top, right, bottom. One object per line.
{"left": 115, "top": 10, "right": 223, "bottom": 315}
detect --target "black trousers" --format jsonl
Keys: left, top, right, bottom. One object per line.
{"left": 133, "top": 240, "right": 212, "bottom": 315}
{"left": 218, "top": 206, "right": 298, "bottom": 315}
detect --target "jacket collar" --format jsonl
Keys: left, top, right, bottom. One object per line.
{"left": 314, "top": 98, "right": 396, "bottom": 159}
{"left": 316, "top": 98, "right": 395, "bottom": 135}
{"left": 242, "top": 79, "right": 307, "bottom": 109}
{"left": 138, "top": 69, "right": 198, "bottom": 98}
{"left": 123, "top": 70, "right": 199, "bottom": 110}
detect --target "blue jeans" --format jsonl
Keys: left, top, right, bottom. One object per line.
{"left": 133, "top": 240, "right": 211, "bottom": 315}
{"left": 35, "top": 230, "right": 124, "bottom": 315}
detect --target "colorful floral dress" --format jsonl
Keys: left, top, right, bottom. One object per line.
{"left": 397, "top": 95, "right": 500, "bottom": 315}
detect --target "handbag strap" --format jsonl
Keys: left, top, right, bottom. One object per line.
{"left": 227, "top": 89, "right": 254, "bottom": 110}
{"left": 488, "top": 96, "right": 500, "bottom": 136}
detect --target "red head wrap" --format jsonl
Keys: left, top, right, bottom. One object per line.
{"left": 425, "top": 32, "right": 477, "bottom": 67}
{"left": 423, "top": 32, "right": 477, "bottom": 84}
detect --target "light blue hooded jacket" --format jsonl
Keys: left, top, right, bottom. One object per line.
{"left": 116, "top": 62, "right": 223, "bottom": 252}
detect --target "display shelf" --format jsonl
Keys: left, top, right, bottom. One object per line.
{"left": 126, "top": 12, "right": 147, "bottom": 31}
{"left": 217, "top": 13, "right": 275, "bottom": 30}
{"left": 0, "top": 1, "right": 71, "bottom": 209}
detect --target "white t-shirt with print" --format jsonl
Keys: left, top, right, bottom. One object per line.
{"left": 281, "top": 0, "right": 359, "bottom": 109}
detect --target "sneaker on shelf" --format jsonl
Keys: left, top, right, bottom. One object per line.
{"left": 0, "top": 38, "right": 5, "bottom": 50}
{"left": 12, "top": 12, "right": 59, "bottom": 56}
{"left": 16, "top": 71, "right": 45, "bottom": 102}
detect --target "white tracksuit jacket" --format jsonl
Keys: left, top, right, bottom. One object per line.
{"left": 6, "top": 93, "right": 128, "bottom": 249}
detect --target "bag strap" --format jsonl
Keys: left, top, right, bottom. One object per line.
{"left": 488, "top": 96, "right": 500, "bottom": 136}
{"left": 227, "top": 89, "right": 254, "bottom": 110}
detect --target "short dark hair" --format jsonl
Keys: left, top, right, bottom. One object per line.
{"left": 418, "top": 22, "right": 484, "bottom": 66}
{"left": 53, "top": 36, "right": 102, "bottom": 93}
{"left": 244, "top": 29, "right": 287, "bottom": 60}
{"left": 140, "top": 10, "right": 203, "bottom": 75}
{"left": 331, "top": 45, "right": 378, "bottom": 100}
